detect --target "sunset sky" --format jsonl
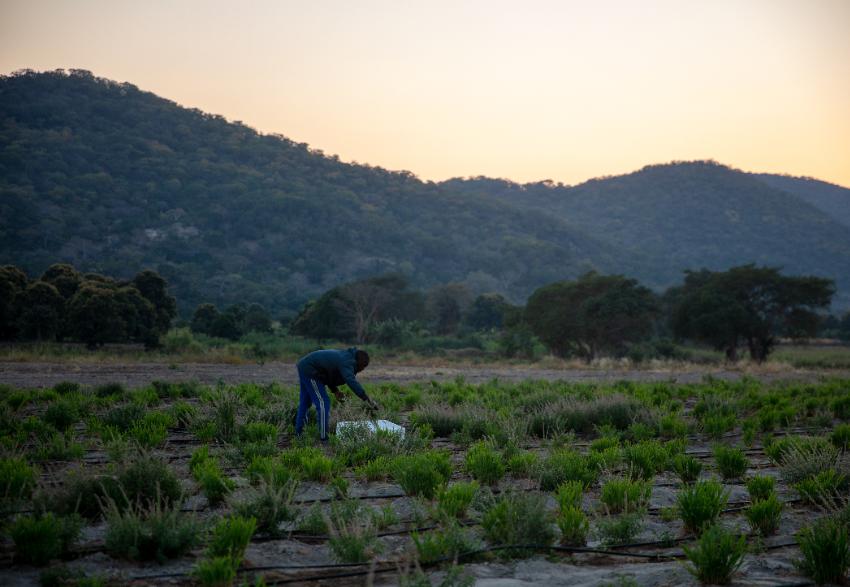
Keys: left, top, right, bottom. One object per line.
{"left": 1, "top": 0, "right": 848, "bottom": 187}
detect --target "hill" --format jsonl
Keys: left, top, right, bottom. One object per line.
{"left": 2, "top": 70, "right": 849, "bottom": 313}
{"left": 0, "top": 69, "right": 636, "bottom": 316}
{"left": 754, "top": 173, "right": 850, "bottom": 228}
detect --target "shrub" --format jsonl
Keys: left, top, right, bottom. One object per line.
{"left": 326, "top": 513, "right": 380, "bottom": 563}
{"left": 41, "top": 470, "right": 120, "bottom": 520}
{"left": 671, "top": 454, "right": 702, "bottom": 485}
{"left": 54, "top": 381, "right": 81, "bottom": 395}
{"left": 677, "top": 480, "right": 729, "bottom": 535}
{"left": 0, "top": 456, "right": 37, "bottom": 501}
{"left": 280, "top": 447, "right": 336, "bottom": 482}
{"left": 296, "top": 503, "right": 328, "bottom": 536}
{"left": 557, "top": 507, "right": 589, "bottom": 546}
{"left": 103, "top": 497, "right": 202, "bottom": 562}
{"left": 95, "top": 382, "right": 126, "bottom": 399}
{"left": 464, "top": 442, "right": 505, "bottom": 486}
{"left": 412, "top": 519, "right": 478, "bottom": 563}
{"left": 529, "top": 395, "right": 648, "bottom": 437}
{"left": 10, "top": 513, "right": 82, "bottom": 566}
{"left": 796, "top": 518, "right": 850, "bottom": 585}
{"left": 102, "top": 404, "right": 146, "bottom": 432}
{"left": 207, "top": 515, "right": 256, "bottom": 565}
{"left": 745, "top": 476, "right": 776, "bottom": 503}
{"left": 713, "top": 445, "right": 749, "bottom": 480}
{"left": 623, "top": 440, "right": 668, "bottom": 480}
{"left": 506, "top": 451, "right": 538, "bottom": 478}
{"left": 44, "top": 399, "right": 80, "bottom": 431}
{"left": 777, "top": 437, "right": 840, "bottom": 484}
{"left": 600, "top": 477, "right": 652, "bottom": 514}
{"left": 745, "top": 494, "right": 783, "bottom": 536}
{"left": 33, "top": 431, "right": 85, "bottom": 461}
{"left": 555, "top": 480, "right": 584, "bottom": 511}
{"left": 683, "top": 524, "right": 746, "bottom": 584}
{"left": 244, "top": 456, "right": 291, "bottom": 487}
{"left": 354, "top": 455, "right": 393, "bottom": 482}
{"left": 191, "top": 453, "right": 235, "bottom": 507}
{"left": 192, "top": 556, "right": 237, "bottom": 587}
{"left": 482, "top": 491, "right": 555, "bottom": 557}
{"left": 796, "top": 469, "right": 847, "bottom": 505}
{"left": 392, "top": 452, "right": 452, "bottom": 499}
{"left": 117, "top": 455, "right": 182, "bottom": 509}
{"left": 595, "top": 511, "right": 645, "bottom": 546}
{"left": 438, "top": 481, "right": 479, "bottom": 519}
{"left": 233, "top": 480, "right": 296, "bottom": 538}
{"left": 831, "top": 424, "right": 850, "bottom": 450}
{"left": 538, "top": 450, "right": 598, "bottom": 491}
{"left": 701, "top": 414, "right": 736, "bottom": 439}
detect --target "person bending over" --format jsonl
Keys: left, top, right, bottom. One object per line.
{"left": 295, "top": 347, "right": 378, "bottom": 441}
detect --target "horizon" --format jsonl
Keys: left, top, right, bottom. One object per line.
{"left": 1, "top": 0, "right": 848, "bottom": 188}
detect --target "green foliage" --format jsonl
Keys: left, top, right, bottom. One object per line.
{"left": 557, "top": 506, "right": 589, "bottom": 546}
{"left": 326, "top": 513, "right": 380, "bottom": 563}
{"left": 481, "top": 491, "right": 555, "bottom": 557}
{"left": 10, "top": 513, "right": 82, "bottom": 566}
{"left": 831, "top": 423, "right": 850, "bottom": 450}
{"left": 192, "top": 556, "right": 237, "bottom": 587}
{"left": 206, "top": 515, "right": 256, "bottom": 564}
{"left": 623, "top": 440, "right": 668, "bottom": 480}
{"left": 529, "top": 394, "right": 648, "bottom": 437}
{"left": 103, "top": 497, "right": 202, "bottom": 562}
{"left": 713, "top": 445, "right": 749, "bottom": 480}
{"left": 745, "top": 494, "right": 783, "bottom": 536}
{"left": 538, "top": 449, "right": 598, "bottom": 491}
{"left": 354, "top": 455, "right": 393, "bottom": 482}
{"left": 554, "top": 480, "right": 584, "bottom": 511}
{"left": 115, "top": 455, "right": 182, "bottom": 509}
{"left": 392, "top": 451, "right": 452, "bottom": 499}
{"left": 506, "top": 451, "right": 538, "bottom": 478}
{"left": 245, "top": 456, "right": 293, "bottom": 487}
{"left": 683, "top": 524, "right": 746, "bottom": 584}
{"left": 796, "top": 469, "right": 846, "bottom": 505}
{"left": 280, "top": 447, "right": 336, "bottom": 482}
{"left": 0, "top": 456, "right": 37, "bottom": 501}
{"left": 671, "top": 454, "right": 702, "bottom": 484}
{"left": 595, "top": 512, "right": 645, "bottom": 546}
{"left": 464, "top": 441, "right": 505, "bottom": 486}
{"left": 777, "top": 437, "right": 841, "bottom": 484}
{"left": 677, "top": 480, "right": 729, "bottom": 535}
{"left": 437, "top": 481, "right": 479, "bottom": 519}
{"left": 233, "top": 480, "right": 297, "bottom": 537}
{"left": 412, "top": 519, "right": 478, "bottom": 563}
{"left": 600, "top": 477, "right": 652, "bottom": 514}
{"left": 796, "top": 518, "right": 850, "bottom": 585}
{"left": 745, "top": 476, "right": 776, "bottom": 503}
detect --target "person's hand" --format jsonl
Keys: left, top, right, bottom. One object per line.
{"left": 332, "top": 390, "right": 345, "bottom": 404}
{"left": 366, "top": 397, "right": 380, "bottom": 412}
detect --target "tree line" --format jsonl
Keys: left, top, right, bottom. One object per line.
{"left": 0, "top": 263, "right": 176, "bottom": 348}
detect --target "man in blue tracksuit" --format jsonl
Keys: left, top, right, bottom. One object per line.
{"left": 295, "top": 347, "right": 378, "bottom": 441}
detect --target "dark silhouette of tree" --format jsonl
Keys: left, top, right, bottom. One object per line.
{"left": 132, "top": 270, "right": 177, "bottom": 337}
{"left": 67, "top": 283, "right": 127, "bottom": 348}
{"left": 671, "top": 265, "right": 834, "bottom": 362}
{"left": 526, "top": 272, "right": 658, "bottom": 361}
{"left": 464, "top": 293, "right": 511, "bottom": 331}
{"left": 191, "top": 303, "right": 220, "bottom": 335}
{"left": 243, "top": 303, "right": 273, "bottom": 333}
{"left": 17, "top": 281, "right": 63, "bottom": 341}
{"left": 426, "top": 283, "right": 473, "bottom": 335}
{"left": 0, "top": 265, "right": 28, "bottom": 339}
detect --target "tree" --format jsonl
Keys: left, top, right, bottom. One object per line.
{"left": 525, "top": 272, "right": 658, "bottom": 361}
{"left": 671, "top": 265, "right": 835, "bottom": 362}
{"left": 40, "top": 264, "right": 81, "bottom": 300}
{"left": 67, "top": 283, "right": 127, "bottom": 348}
{"left": 426, "top": 283, "right": 473, "bottom": 335}
{"left": 16, "top": 281, "right": 63, "bottom": 341}
{"left": 132, "top": 270, "right": 177, "bottom": 337}
{"left": 243, "top": 303, "right": 272, "bottom": 333}
{"left": 464, "top": 293, "right": 511, "bottom": 331}
{"left": 0, "top": 265, "right": 28, "bottom": 340}
{"left": 116, "top": 286, "right": 157, "bottom": 346}
{"left": 191, "top": 303, "right": 220, "bottom": 335}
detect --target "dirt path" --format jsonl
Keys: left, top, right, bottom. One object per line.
{"left": 0, "top": 360, "right": 844, "bottom": 388}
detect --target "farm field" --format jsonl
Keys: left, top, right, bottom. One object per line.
{"left": 1, "top": 374, "right": 850, "bottom": 586}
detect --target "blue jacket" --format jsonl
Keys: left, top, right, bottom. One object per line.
{"left": 297, "top": 347, "right": 368, "bottom": 399}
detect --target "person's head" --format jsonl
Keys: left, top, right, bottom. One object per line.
{"left": 355, "top": 349, "right": 370, "bottom": 373}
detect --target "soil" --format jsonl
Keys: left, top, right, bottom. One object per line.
{"left": 0, "top": 360, "right": 844, "bottom": 388}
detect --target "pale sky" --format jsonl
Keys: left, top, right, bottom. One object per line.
{"left": 1, "top": 0, "right": 849, "bottom": 187}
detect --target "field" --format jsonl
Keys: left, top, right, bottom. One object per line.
{"left": 1, "top": 371, "right": 850, "bottom": 586}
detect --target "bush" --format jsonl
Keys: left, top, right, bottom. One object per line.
{"left": 103, "top": 497, "right": 202, "bottom": 562}
{"left": 595, "top": 511, "right": 644, "bottom": 546}
{"left": 482, "top": 491, "right": 555, "bottom": 557}
{"left": 192, "top": 556, "right": 237, "bottom": 587}
{"left": 192, "top": 457, "right": 235, "bottom": 507}
{"left": 0, "top": 456, "right": 37, "bottom": 501}
{"left": 280, "top": 447, "right": 336, "bottom": 482}
{"left": 831, "top": 424, "right": 850, "bottom": 450}
{"left": 354, "top": 456, "right": 393, "bottom": 482}
{"left": 600, "top": 477, "right": 652, "bottom": 514}
{"left": 10, "top": 513, "right": 82, "bottom": 566}
{"left": 672, "top": 454, "right": 702, "bottom": 485}
{"left": 745, "top": 476, "right": 776, "bottom": 503}
{"left": 40, "top": 470, "right": 120, "bottom": 520}
{"left": 464, "top": 442, "right": 505, "bottom": 486}
{"left": 777, "top": 437, "right": 840, "bottom": 484}
{"left": 44, "top": 399, "right": 80, "bottom": 431}
{"left": 557, "top": 506, "right": 589, "bottom": 546}
{"left": 506, "top": 451, "right": 538, "bottom": 478}
{"left": 234, "top": 480, "right": 297, "bottom": 537}
{"left": 677, "top": 480, "right": 729, "bottom": 535}
{"left": 102, "top": 404, "right": 146, "bottom": 432}
{"left": 392, "top": 452, "right": 452, "bottom": 499}
{"left": 529, "top": 395, "right": 649, "bottom": 437}
{"left": 683, "top": 524, "right": 746, "bottom": 584}
{"left": 745, "top": 494, "right": 783, "bottom": 536}
{"left": 538, "top": 450, "right": 598, "bottom": 491}
{"left": 326, "top": 513, "right": 380, "bottom": 563}
{"left": 796, "top": 518, "right": 850, "bottom": 585}
{"left": 623, "top": 440, "right": 668, "bottom": 480}
{"left": 554, "top": 480, "right": 584, "bottom": 511}
{"left": 713, "top": 445, "right": 749, "bottom": 480}
{"left": 412, "top": 519, "right": 478, "bottom": 563}
{"left": 796, "top": 469, "right": 847, "bottom": 505}
{"left": 438, "top": 481, "right": 479, "bottom": 519}
{"left": 116, "top": 455, "right": 182, "bottom": 509}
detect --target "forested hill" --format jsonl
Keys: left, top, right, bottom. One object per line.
{"left": 2, "top": 70, "right": 849, "bottom": 314}
{"left": 753, "top": 173, "right": 850, "bottom": 229}
{"left": 0, "top": 69, "right": 638, "bottom": 316}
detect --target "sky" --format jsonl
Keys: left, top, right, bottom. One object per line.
{"left": 1, "top": 0, "right": 849, "bottom": 187}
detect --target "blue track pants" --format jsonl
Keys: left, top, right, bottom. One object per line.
{"left": 295, "top": 366, "right": 330, "bottom": 441}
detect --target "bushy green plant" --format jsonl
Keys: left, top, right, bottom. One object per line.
{"left": 745, "top": 476, "right": 776, "bottom": 503}
{"left": 831, "top": 423, "right": 850, "bottom": 450}
{"left": 701, "top": 414, "right": 736, "bottom": 439}
{"left": 102, "top": 403, "right": 146, "bottom": 432}
{"left": 557, "top": 506, "right": 589, "bottom": 546}
{"left": 677, "top": 480, "right": 729, "bottom": 535}
{"left": 671, "top": 454, "right": 702, "bottom": 484}
{"left": 280, "top": 447, "right": 336, "bottom": 482}
{"left": 482, "top": 491, "right": 555, "bottom": 557}
{"left": 116, "top": 455, "right": 182, "bottom": 509}
{"left": 296, "top": 502, "right": 328, "bottom": 535}
{"left": 0, "top": 456, "right": 37, "bottom": 501}
{"left": 103, "top": 496, "right": 202, "bottom": 562}
{"left": 464, "top": 441, "right": 505, "bottom": 486}
{"left": 326, "top": 513, "right": 380, "bottom": 563}
{"left": 538, "top": 449, "right": 598, "bottom": 491}
{"left": 623, "top": 440, "right": 668, "bottom": 480}
{"left": 438, "top": 481, "right": 479, "bottom": 519}
{"left": 506, "top": 451, "right": 538, "bottom": 478}
{"left": 777, "top": 437, "right": 840, "bottom": 484}
{"left": 713, "top": 445, "right": 749, "bottom": 480}
{"left": 9, "top": 513, "right": 82, "bottom": 566}
{"left": 796, "top": 469, "right": 847, "bottom": 505}
{"left": 39, "top": 469, "right": 120, "bottom": 520}
{"left": 555, "top": 480, "right": 584, "bottom": 511}
{"left": 355, "top": 455, "right": 393, "bottom": 482}
{"left": 193, "top": 458, "right": 235, "bottom": 507}
{"left": 33, "top": 431, "right": 85, "bottom": 461}
{"left": 796, "top": 518, "right": 850, "bottom": 585}
{"left": 683, "top": 524, "right": 746, "bottom": 584}
{"left": 392, "top": 451, "right": 452, "bottom": 499}
{"left": 44, "top": 399, "right": 80, "bottom": 431}
{"left": 600, "top": 477, "right": 651, "bottom": 514}
{"left": 192, "top": 555, "right": 237, "bottom": 587}
{"left": 244, "top": 455, "right": 292, "bottom": 487}
{"left": 233, "top": 480, "right": 297, "bottom": 537}
{"left": 207, "top": 515, "right": 256, "bottom": 565}
{"left": 595, "top": 511, "right": 644, "bottom": 546}
{"left": 745, "top": 494, "right": 783, "bottom": 536}
{"left": 412, "top": 519, "right": 478, "bottom": 563}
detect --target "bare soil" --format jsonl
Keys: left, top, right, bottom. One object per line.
{"left": 0, "top": 360, "right": 845, "bottom": 388}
